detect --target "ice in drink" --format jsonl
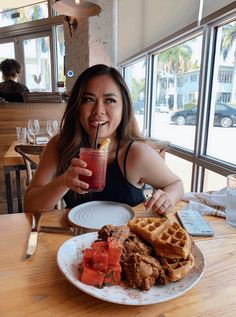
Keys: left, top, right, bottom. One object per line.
{"left": 79, "top": 147, "right": 108, "bottom": 192}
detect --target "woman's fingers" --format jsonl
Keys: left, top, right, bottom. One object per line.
{"left": 144, "top": 189, "right": 174, "bottom": 214}
{"left": 65, "top": 158, "right": 92, "bottom": 193}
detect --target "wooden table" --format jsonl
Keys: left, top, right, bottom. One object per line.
{"left": 3, "top": 141, "right": 40, "bottom": 213}
{"left": 1, "top": 203, "right": 236, "bottom": 316}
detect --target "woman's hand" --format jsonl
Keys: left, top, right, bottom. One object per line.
{"left": 143, "top": 189, "right": 175, "bottom": 215}
{"left": 65, "top": 158, "right": 91, "bottom": 194}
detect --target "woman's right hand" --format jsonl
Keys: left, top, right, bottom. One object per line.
{"left": 65, "top": 158, "right": 92, "bottom": 194}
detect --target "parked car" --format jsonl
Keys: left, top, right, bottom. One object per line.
{"left": 170, "top": 103, "right": 236, "bottom": 128}
{"left": 133, "top": 100, "right": 144, "bottom": 114}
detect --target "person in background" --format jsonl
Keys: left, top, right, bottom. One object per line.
{"left": 0, "top": 58, "right": 29, "bottom": 102}
{"left": 24, "top": 64, "right": 183, "bottom": 215}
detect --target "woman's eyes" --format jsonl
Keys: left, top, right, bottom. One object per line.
{"left": 82, "top": 96, "right": 94, "bottom": 103}
{"left": 105, "top": 98, "right": 116, "bottom": 104}
{"left": 81, "top": 96, "right": 116, "bottom": 104}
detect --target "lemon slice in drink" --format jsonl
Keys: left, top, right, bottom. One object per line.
{"left": 99, "top": 138, "right": 111, "bottom": 151}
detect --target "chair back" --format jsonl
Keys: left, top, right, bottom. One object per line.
{"left": 14, "top": 145, "right": 45, "bottom": 185}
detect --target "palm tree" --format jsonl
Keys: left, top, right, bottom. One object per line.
{"left": 221, "top": 21, "right": 236, "bottom": 104}
{"left": 157, "top": 43, "right": 193, "bottom": 110}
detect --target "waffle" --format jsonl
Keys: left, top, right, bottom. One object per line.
{"left": 128, "top": 217, "right": 192, "bottom": 260}
{"left": 160, "top": 252, "right": 195, "bottom": 281}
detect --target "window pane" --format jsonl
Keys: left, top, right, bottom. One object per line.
{"left": 0, "top": 1, "right": 48, "bottom": 27}
{"left": 23, "top": 36, "right": 52, "bottom": 91}
{"left": 165, "top": 153, "right": 192, "bottom": 192}
{"left": 123, "top": 59, "right": 146, "bottom": 133}
{"left": 55, "top": 25, "right": 66, "bottom": 92}
{"left": 203, "top": 169, "right": 227, "bottom": 192}
{"left": 150, "top": 35, "right": 203, "bottom": 150}
{"left": 206, "top": 20, "right": 236, "bottom": 165}
{"left": 0, "top": 42, "right": 15, "bottom": 82}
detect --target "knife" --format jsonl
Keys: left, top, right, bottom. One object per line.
{"left": 25, "top": 213, "right": 41, "bottom": 259}
{"left": 39, "top": 225, "right": 95, "bottom": 235}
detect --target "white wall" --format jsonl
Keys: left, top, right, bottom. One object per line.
{"left": 117, "top": 0, "right": 236, "bottom": 63}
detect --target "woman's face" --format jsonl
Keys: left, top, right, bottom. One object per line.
{"left": 79, "top": 74, "right": 123, "bottom": 144}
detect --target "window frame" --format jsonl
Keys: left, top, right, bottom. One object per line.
{"left": 119, "top": 4, "right": 236, "bottom": 192}
{"left": 0, "top": 0, "right": 64, "bottom": 92}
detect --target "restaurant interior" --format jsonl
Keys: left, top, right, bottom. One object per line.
{"left": 0, "top": 0, "right": 235, "bottom": 214}
{"left": 0, "top": 1, "right": 236, "bottom": 316}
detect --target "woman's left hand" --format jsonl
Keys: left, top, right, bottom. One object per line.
{"left": 143, "top": 189, "right": 175, "bottom": 215}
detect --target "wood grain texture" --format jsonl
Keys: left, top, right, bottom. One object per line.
{"left": 0, "top": 204, "right": 236, "bottom": 316}
{"left": 0, "top": 102, "right": 66, "bottom": 213}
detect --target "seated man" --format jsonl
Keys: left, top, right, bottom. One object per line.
{"left": 0, "top": 58, "right": 29, "bottom": 102}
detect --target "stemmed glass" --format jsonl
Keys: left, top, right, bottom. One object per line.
{"left": 28, "top": 119, "right": 40, "bottom": 144}
{"left": 47, "top": 120, "right": 59, "bottom": 138}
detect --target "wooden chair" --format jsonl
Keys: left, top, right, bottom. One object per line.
{"left": 14, "top": 144, "right": 45, "bottom": 186}
{"left": 14, "top": 144, "right": 63, "bottom": 209}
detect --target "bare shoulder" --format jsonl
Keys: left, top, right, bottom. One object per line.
{"left": 127, "top": 140, "right": 161, "bottom": 161}
{"left": 119, "top": 140, "right": 162, "bottom": 173}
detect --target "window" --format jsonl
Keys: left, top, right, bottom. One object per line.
{"left": 165, "top": 153, "right": 192, "bottom": 192}
{"left": 218, "top": 71, "right": 232, "bottom": 83}
{"left": 0, "top": 42, "right": 15, "bottom": 82}
{"left": 23, "top": 34, "right": 52, "bottom": 92}
{"left": 206, "top": 20, "right": 236, "bottom": 165}
{"left": 55, "top": 25, "right": 66, "bottom": 92}
{"left": 0, "top": 1, "right": 64, "bottom": 92}
{"left": 150, "top": 35, "right": 203, "bottom": 151}
{"left": 123, "top": 59, "right": 146, "bottom": 133}
{"left": 120, "top": 6, "right": 236, "bottom": 193}
{"left": 0, "top": 1, "right": 48, "bottom": 27}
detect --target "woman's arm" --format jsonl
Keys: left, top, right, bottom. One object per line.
{"left": 24, "top": 137, "right": 91, "bottom": 212}
{"left": 125, "top": 141, "right": 184, "bottom": 214}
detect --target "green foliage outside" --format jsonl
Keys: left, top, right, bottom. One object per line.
{"left": 131, "top": 78, "right": 145, "bottom": 102}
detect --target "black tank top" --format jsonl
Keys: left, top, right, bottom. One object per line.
{"left": 63, "top": 141, "right": 145, "bottom": 208}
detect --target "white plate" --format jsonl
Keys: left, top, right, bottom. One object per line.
{"left": 67, "top": 201, "right": 135, "bottom": 230}
{"left": 57, "top": 232, "right": 205, "bottom": 306}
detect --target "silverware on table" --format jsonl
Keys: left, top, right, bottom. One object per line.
{"left": 25, "top": 213, "right": 41, "bottom": 259}
{"left": 39, "top": 225, "right": 96, "bottom": 236}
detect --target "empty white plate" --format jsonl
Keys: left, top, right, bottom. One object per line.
{"left": 67, "top": 201, "right": 135, "bottom": 230}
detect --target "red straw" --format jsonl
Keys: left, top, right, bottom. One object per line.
{"left": 94, "top": 123, "right": 101, "bottom": 149}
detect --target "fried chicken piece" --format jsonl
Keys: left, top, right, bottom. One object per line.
{"left": 123, "top": 233, "right": 151, "bottom": 257}
{"left": 122, "top": 253, "right": 167, "bottom": 290}
{"left": 98, "top": 224, "right": 130, "bottom": 244}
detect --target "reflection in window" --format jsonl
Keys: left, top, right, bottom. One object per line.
{"left": 207, "top": 20, "right": 236, "bottom": 165}
{"left": 150, "top": 35, "right": 202, "bottom": 150}
{"left": 0, "top": 1, "right": 48, "bottom": 27}
{"left": 123, "top": 59, "right": 146, "bottom": 133}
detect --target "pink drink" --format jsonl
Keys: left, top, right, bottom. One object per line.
{"left": 79, "top": 148, "right": 108, "bottom": 192}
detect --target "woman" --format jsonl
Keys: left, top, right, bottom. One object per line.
{"left": 0, "top": 58, "right": 29, "bottom": 102}
{"left": 24, "top": 64, "right": 183, "bottom": 214}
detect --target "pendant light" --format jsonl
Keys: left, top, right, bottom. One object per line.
{"left": 52, "top": 0, "right": 102, "bottom": 18}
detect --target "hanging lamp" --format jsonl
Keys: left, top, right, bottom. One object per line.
{"left": 52, "top": 0, "right": 102, "bottom": 18}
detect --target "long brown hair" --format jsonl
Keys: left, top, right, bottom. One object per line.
{"left": 57, "top": 64, "right": 144, "bottom": 175}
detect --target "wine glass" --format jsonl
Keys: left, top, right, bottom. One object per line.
{"left": 47, "top": 120, "right": 59, "bottom": 138}
{"left": 28, "top": 119, "right": 40, "bottom": 144}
